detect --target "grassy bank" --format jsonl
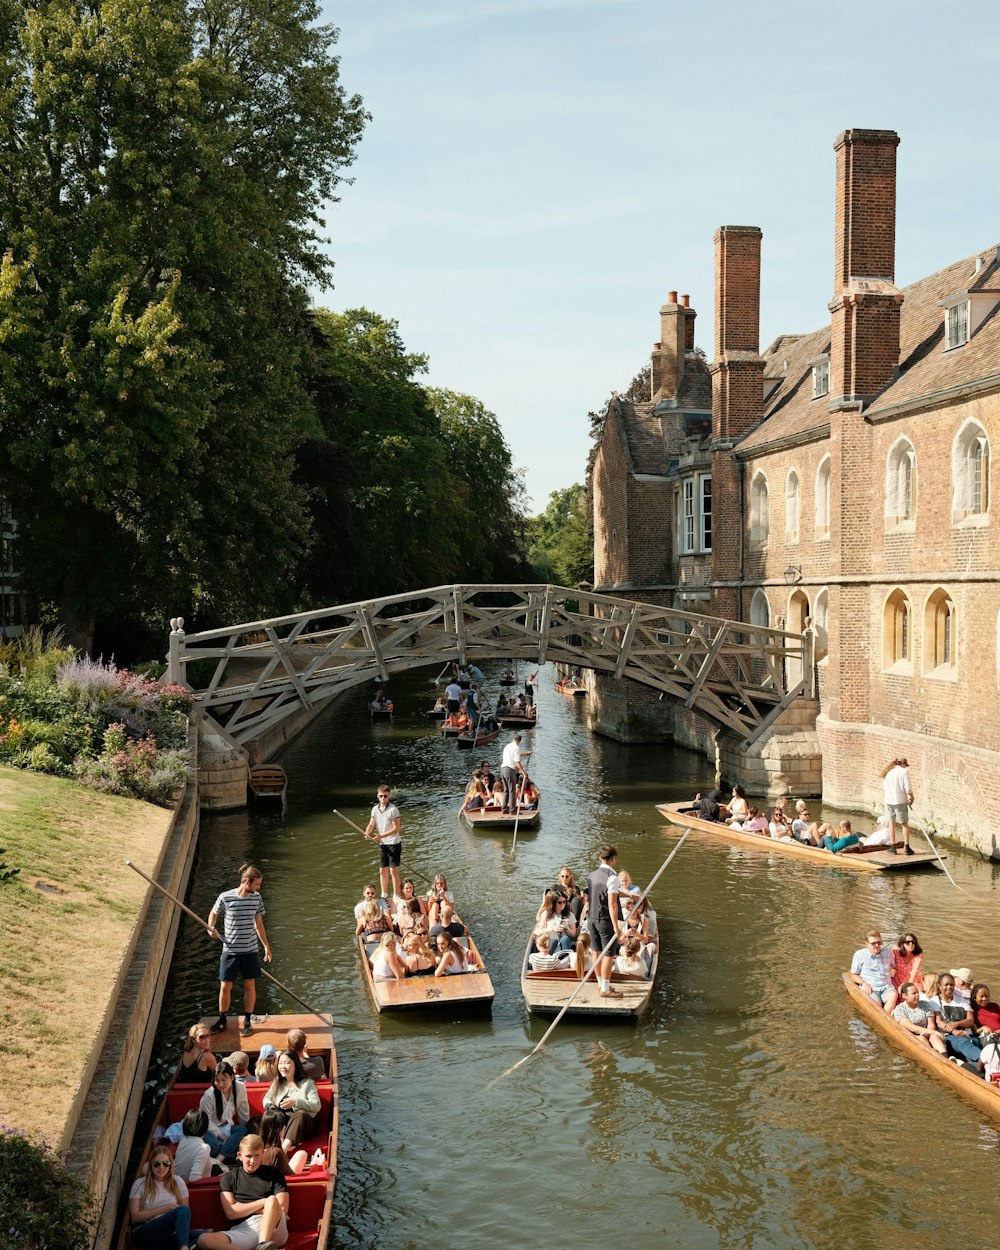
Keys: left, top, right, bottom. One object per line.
{"left": 0, "top": 765, "right": 173, "bottom": 1146}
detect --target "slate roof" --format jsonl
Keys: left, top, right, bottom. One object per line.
{"left": 612, "top": 352, "right": 712, "bottom": 477}
{"left": 738, "top": 246, "right": 1000, "bottom": 454}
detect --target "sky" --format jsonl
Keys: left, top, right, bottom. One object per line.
{"left": 315, "top": 0, "right": 1000, "bottom": 513}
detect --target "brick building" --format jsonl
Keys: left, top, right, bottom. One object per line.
{"left": 592, "top": 128, "right": 1000, "bottom": 853}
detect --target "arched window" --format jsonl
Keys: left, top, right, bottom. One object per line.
{"left": 750, "top": 474, "right": 769, "bottom": 550}
{"left": 952, "top": 420, "right": 990, "bottom": 523}
{"left": 885, "top": 438, "right": 916, "bottom": 529}
{"left": 749, "top": 589, "right": 770, "bottom": 628}
{"left": 785, "top": 470, "right": 800, "bottom": 543}
{"left": 882, "top": 589, "right": 911, "bottom": 670}
{"left": 815, "top": 456, "right": 831, "bottom": 539}
{"left": 923, "top": 588, "right": 955, "bottom": 674}
{"left": 813, "top": 588, "right": 829, "bottom": 661}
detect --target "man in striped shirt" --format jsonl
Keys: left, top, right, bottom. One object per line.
{"left": 208, "top": 863, "right": 273, "bottom": 1037}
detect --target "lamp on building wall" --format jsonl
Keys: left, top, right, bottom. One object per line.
{"left": 783, "top": 565, "right": 802, "bottom": 585}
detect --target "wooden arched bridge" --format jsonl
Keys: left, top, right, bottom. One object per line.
{"left": 167, "top": 584, "right": 814, "bottom": 750}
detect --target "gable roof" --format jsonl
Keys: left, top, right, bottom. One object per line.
{"left": 737, "top": 245, "right": 1000, "bottom": 455}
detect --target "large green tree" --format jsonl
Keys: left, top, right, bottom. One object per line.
{"left": 0, "top": 0, "right": 366, "bottom": 649}
{"left": 527, "top": 484, "right": 593, "bottom": 587}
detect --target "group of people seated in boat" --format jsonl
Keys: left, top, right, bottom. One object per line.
{"left": 689, "top": 787, "right": 904, "bottom": 854}
{"left": 354, "top": 875, "right": 485, "bottom": 980}
{"left": 496, "top": 692, "right": 536, "bottom": 718}
{"left": 134, "top": 1029, "right": 331, "bottom": 1248}
{"left": 850, "top": 929, "right": 1000, "bottom": 1078}
{"left": 554, "top": 675, "right": 583, "bottom": 692}
{"left": 462, "top": 764, "right": 539, "bottom": 812}
{"left": 369, "top": 688, "right": 393, "bottom": 713}
{"left": 525, "top": 866, "right": 656, "bottom": 980}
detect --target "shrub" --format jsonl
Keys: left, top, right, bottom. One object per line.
{"left": 0, "top": 1126, "right": 97, "bottom": 1248}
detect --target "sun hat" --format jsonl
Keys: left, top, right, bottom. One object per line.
{"left": 950, "top": 967, "right": 973, "bottom": 983}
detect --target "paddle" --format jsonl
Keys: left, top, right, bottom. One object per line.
{"left": 124, "top": 859, "right": 332, "bottom": 1024}
{"left": 494, "top": 829, "right": 690, "bottom": 1080}
{"left": 330, "top": 806, "right": 434, "bottom": 887}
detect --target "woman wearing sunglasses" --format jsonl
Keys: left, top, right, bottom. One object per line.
{"left": 128, "top": 1146, "right": 191, "bottom": 1250}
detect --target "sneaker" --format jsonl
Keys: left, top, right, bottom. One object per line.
{"left": 599, "top": 987, "right": 623, "bottom": 998}
{"left": 240, "top": 1018, "right": 253, "bottom": 1037}
{"left": 257, "top": 1241, "right": 276, "bottom": 1250}
{"left": 209, "top": 1015, "right": 227, "bottom": 1033}
{"left": 904, "top": 845, "right": 914, "bottom": 856}
{"left": 887, "top": 845, "right": 898, "bottom": 854}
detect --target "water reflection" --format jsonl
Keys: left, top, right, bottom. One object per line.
{"left": 148, "top": 665, "right": 1000, "bottom": 1248}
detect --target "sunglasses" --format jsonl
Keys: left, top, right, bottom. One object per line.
{"left": 152, "top": 1159, "right": 171, "bottom": 1169}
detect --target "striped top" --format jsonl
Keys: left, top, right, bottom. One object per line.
{"left": 212, "top": 888, "right": 265, "bottom": 953}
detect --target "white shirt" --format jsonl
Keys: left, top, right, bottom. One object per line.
{"left": 445, "top": 682, "right": 462, "bottom": 702}
{"left": 883, "top": 765, "right": 912, "bottom": 805}
{"left": 501, "top": 740, "right": 521, "bottom": 769}
{"left": 370, "top": 801, "right": 401, "bottom": 846}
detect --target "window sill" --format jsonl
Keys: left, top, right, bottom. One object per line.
{"left": 954, "top": 512, "right": 989, "bottom": 529}
{"left": 883, "top": 660, "right": 913, "bottom": 676}
{"left": 924, "top": 663, "right": 958, "bottom": 683}
{"left": 814, "top": 528, "right": 830, "bottom": 542}
{"left": 885, "top": 519, "right": 915, "bottom": 535}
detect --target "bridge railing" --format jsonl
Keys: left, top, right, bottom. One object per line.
{"left": 168, "top": 584, "right": 812, "bottom": 747}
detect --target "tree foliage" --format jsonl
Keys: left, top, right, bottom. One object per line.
{"left": 0, "top": 0, "right": 367, "bottom": 649}
{"left": 299, "top": 309, "right": 529, "bottom": 604}
{"left": 526, "top": 484, "right": 593, "bottom": 587}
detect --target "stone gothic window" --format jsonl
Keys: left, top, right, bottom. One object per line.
{"left": 885, "top": 438, "right": 916, "bottom": 530}
{"left": 813, "top": 587, "right": 829, "bottom": 661}
{"left": 882, "top": 588, "right": 911, "bottom": 672}
{"left": 785, "top": 470, "right": 800, "bottom": 543}
{"left": 923, "top": 587, "right": 955, "bottom": 675}
{"left": 815, "top": 456, "right": 831, "bottom": 539}
{"left": 952, "top": 420, "right": 990, "bottom": 523}
{"left": 749, "top": 588, "right": 770, "bottom": 628}
{"left": 750, "top": 473, "right": 769, "bottom": 550}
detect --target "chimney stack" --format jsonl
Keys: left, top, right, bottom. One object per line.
{"left": 828, "top": 128, "right": 903, "bottom": 408}
{"left": 651, "top": 290, "right": 696, "bottom": 403}
{"left": 711, "top": 225, "right": 764, "bottom": 441}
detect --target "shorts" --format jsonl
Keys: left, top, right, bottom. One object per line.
{"left": 447, "top": 699, "right": 460, "bottom": 713}
{"left": 884, "top": 802, "right": 909, "bottom": 823}
{"left": 219, "top": 950, "right": 261, "bottom": 983}
{"left": 379, "top": 841, "right": 402, "bottom": 868}
{"left": 866, "top": 984, "right": 896, "bottom": 1006}
{"left": 588, "top": 920, "right": 619, "bottom": 959}
{"left": 224, "top": 1212, "right": 289, "bottom": 1249}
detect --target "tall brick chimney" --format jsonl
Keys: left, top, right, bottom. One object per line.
{"left": 710, "top": 225, "right": 764, "bottom": 442}
{"left": 651, "top": 291, "right": 696, "bottom": 403}
{"left": 828, "top": 128, "right": 903, "bottom": 409}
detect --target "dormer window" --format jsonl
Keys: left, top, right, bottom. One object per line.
{"left": 946, "top": 300, "right": 969, "bottom": 349}
{"left": 811, "top": 359, "right": 830, "bottom": 398}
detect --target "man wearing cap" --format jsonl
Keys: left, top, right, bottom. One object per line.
{"left": 226, "top": 1051, "right": 251, "bottom": 1083}
{"left": 500, "top": 733, "right": 526, "bottom": 814}
{"left": 950, "top": 967, "right": 974, "bottom": 1006}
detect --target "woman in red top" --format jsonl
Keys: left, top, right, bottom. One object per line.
{"left": 970, "top": 983, "right": 1000, "bottom": 1034}
{"left": 891, "top": 932, "right": 924, "bottom": 992}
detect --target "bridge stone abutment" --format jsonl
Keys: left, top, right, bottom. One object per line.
{"left": 717, "top": 698, "right": 822, "bottom": 800}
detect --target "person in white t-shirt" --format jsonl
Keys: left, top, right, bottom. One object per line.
{"left": 880, "top": 757, "right": 915, "bottom": 854}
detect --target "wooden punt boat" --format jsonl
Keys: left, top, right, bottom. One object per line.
{"left": 655, "top": 800, "right": 943, "bottom": 872}
{"left": 439, "top": 719, "right": 466, "bottom": 738}
{"left": 555, "top": 679, "right": 586, "bottom": 697}
{"left": 423, "top": 706, "right": 447, "bottom": 720}
{"left": 248, "top": 765, "right": 287, "bottom": 804}
{"left": 842, "top": 974, "right": 1000, "bottom": 1123}
{"left": 368, "top": 701, "right": 394, "bottom": 720}
{"left": 521, "top": 929, "right": 660, "bottom": 1017}
{"left": 462, "top": 799, "right": 541, "bottom": 831}
{"left": 456, "top": 721, "right": 501, "bottom": 749}
{"left": 498, "top": 671, "right": 517, "bottom": 686}
{"left": 358, "top": 933, "right": 494, "bottom": 1012}
{"left": 117, "top": 1013, "right": 337, "bottom": 1250}
{"left": 496, "top": 709, "right": 537, "bottom": 727}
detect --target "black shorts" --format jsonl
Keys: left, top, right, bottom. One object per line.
{"left": 447, "top": 699, "right": 460, "bottom": 713}
{"left": 380, "top": 841, "right": 402, "bottom": 868}
{"left": 588, "top": 920, "right": 619, "bottom": 959}
{"left": 219, "top": 950, "right": 261, "bottom": 983}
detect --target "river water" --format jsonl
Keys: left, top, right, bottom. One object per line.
{"left": 149, "top": 667, "right": 1000, "bottom": 1250}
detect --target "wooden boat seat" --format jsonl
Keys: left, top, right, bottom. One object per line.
{"left": 187, "top": 1176, "right": 329, "bottom": 1249}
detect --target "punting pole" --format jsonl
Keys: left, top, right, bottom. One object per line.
{"left": 493, "top": 829, "right": 690, "bottom": 1082}
{"left": 330, "top": 807, "right": 435, "bottom": 887}
{"left": 124, "top": 859, "right": 332, "bottom": 1024}
{"left": 918, "top": 821, "right": 965, "bottom": 892}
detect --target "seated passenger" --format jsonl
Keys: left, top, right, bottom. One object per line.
{"left": 464, "top": 772, "right": 488, "bottom": 810}
{"left": 486, "top": 780, "right": 505, "bottom": 808}
{"left": 919, "top": 972, "right": 941, "bottom": 1015}
{"left": 173, "top": 1108, "right": 215, "bottom": 1183}
{"left": 860, "top": 814, "right": 893, "bottom": 847}
{"left": 950, "top": 967, "right": 974, "bottom": 1006}
{"left": 891, "top": 932, "right": 924, "bottom": 993}
{"left": 401, "top": 932, "right": 437, "bottom": 974}
{"left": 196, "top": 1134, "right": 288, "bottom": 1250}
{"left": 555, "top": 867, "right": 585, "bottom": 920}
{"left": 180, "top": 1022, "right": 218, "bottom": 1084}
{"left": 225, "top": 1050, "right": 250, "bottom": 1083}
{"left": 259, "top": 1106, "right": 308, "bottom": 1175}
{"left": 727, "top": 784, "right": 750, "bottom": 825}
{"left": 820, "top": 819, "right": 860, "bottom": 853}
{"left": 568, "top": 931, "right": 595, "bottom": 978}
{"left": 354, "top": 884, "right": 390, "bottom": 921}
{"left": 519, "top": 777, "right": 540, "bottom": 809}
{"left": 356, "top": 899, "right": 392, "bottom": 938}
{"left": 694, "top": 789, "right": 727, "bottom": 823}
{"left": 971, "top": 983, "right": 1000, "bottom": 1036}
{"left": 790, "top": 800, "right": 820, "bottom": 845}
{"left": 623, "top": 894, "right": 651, "bottom": 945}
{"left": 433, "top": 931, "right": 467, "bottom": 975}
{"left": 128, "top": 1145, "right": 191, "bottom": 1250}
{"left": 850, "top": 930, "right": 898, "bottom": 1012}
{"left": 426, "top": 873, "right": 455, "bottom": 916}
{"left": 429, "top": 899, "right": 468, "bottom": 938}
{"left": 933, "top": 973, "right": 981, "bottom": 1065}
{"left": 254, "top": 1042, "right": 278, "bottom": 1083}
{"left": 976, "top": 1031, "right": 1000, "bottom": 1082}
{"left": 891, "top": 982, "right": 948, "bottom": 1055}
{"left": 262, "top": 1050, "right": 320, "bottom": 1153}
{"left": 533, "top": 889, "right": 575, "bottom": 953}
{"left": 528, "top": 932, "right": 565, "bottom": 971}
{"left": 741, "top": 806, "right": 769, "bottom": 834}
{"left": 479, "top": 759, "right": 496, "bottom": 789}
{"left": 392, "top": 878, "right": 426, "bottom": 921}
{"left": 613, "top": 935, "right": 648, "bottom": 977}
{"left": 286, "top": 1027, "right": 325, "bottom": 1081}
{"left": 397, "top": 897, "right": 429, "bottom": 939}
{"left": 371, "top": 932, "right": 407, "bottom": 981}
{"left": 199, "top": 1062, "right": 250, "bottom": 1162}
